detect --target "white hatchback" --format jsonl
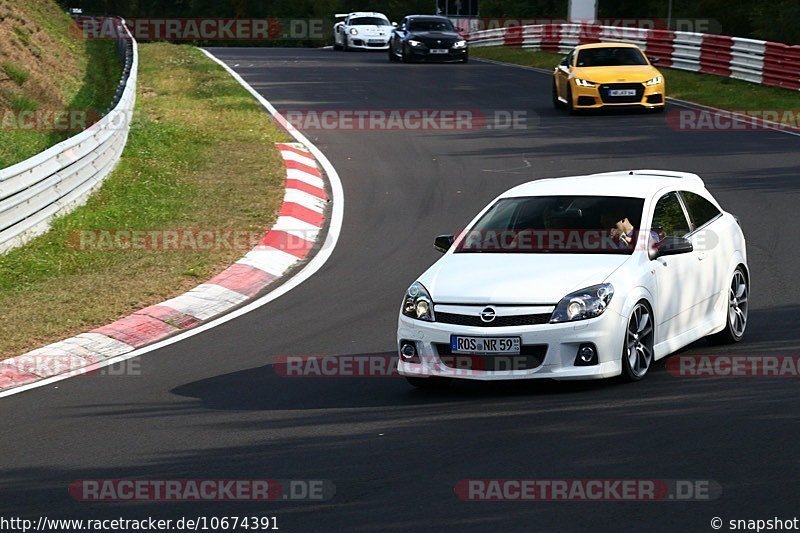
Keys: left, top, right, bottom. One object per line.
{"left": 397, "top": 170, "right": 749, "bottom": 387}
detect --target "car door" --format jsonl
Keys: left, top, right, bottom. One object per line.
{"left": 679, "top": 190, "right": 726, "bottom": 321}
{"left": 649, "top": 191, "right": 697, "bottom": 342}
{"left": 554, "top": 49, "right": 574, "bottom": 100}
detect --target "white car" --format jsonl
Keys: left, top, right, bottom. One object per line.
{"left": 333, "top": 12, "right": 393, "bottom": 51}
{"left": 397, "top": 170, "right": 749, "bottom": 388}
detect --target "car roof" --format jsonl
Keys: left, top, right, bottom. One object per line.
{"left": 503, "top": 170, "right": 707, "bottom": 199}
{"left": 574, "top": 42, "right": 642, "bottom": 51}
{"left": 407, "top": 15, "right": 450, "bottom": 21}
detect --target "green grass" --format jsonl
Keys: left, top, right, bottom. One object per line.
{"left": 471, "top": 47, "right": 800, "bottom": 111}
{"left": 2, "top": 63, "right": 30, "bottom": 85}
{"left": 0, "top": 44, "right": 291, "bottom": 358}
{"left": 0, "top": 0, "right": 123, "bottom": 168}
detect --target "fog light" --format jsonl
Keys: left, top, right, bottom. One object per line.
{"left": 575, "top": 343, "right": 598, "bottom": 366}
{"left": 400, "top": 341, "right": 419, "bottom": 363}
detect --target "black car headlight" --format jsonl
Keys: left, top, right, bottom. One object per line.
{"left": 408, "top": 39, "right": 424, "bottom": 47}
{"left": 550, "top": 284, "right": 614, "bottom": 323}
{"left": 402, "top": 282, "right": 435, "bottom": 322}
{"left": 452, "top": 40, "right": 467, "bottom": 49}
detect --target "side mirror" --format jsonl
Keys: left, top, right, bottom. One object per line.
{"left": 651, "top": 236, "right": 693, "bottom": 259}
{"left": 392, "top": 22, "right": 398, "bottom": 27}
{"left": 434, "top": 234, "right": 454, "bottom": 253}
{"left": 650, "top": 56, "right": 661, "bottom": 64}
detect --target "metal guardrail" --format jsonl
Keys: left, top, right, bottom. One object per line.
{"left": 0, "top": 17, "right": 138, "bottom": 254}
{"left": 466, "top": 24, "right": 800, "bottom": 91}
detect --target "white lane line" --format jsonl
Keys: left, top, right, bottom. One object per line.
{"left": 0, "top": 49, "right": 345, "bottom": 399}
{"left": 474, "top": 56, "right": 800, "bottom": 138}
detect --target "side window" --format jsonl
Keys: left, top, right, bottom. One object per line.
{"left": 680, "top": 191, "right": 721, "bottom": 229}
{"left": 651, "top": 192, "right": 691, "bottom": 238}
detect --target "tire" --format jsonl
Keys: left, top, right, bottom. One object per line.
{"left": 708, "top": 267, "right": 748, "bottom": 344}
{"left": 621, "top": 301, "right": 655, "bottom": 382}
{"left": 333, "top": 39, "right": 342, "bottom": 51}
{"left": 342, "top": 36, "right": 349, "bottom": 52}
{"left": 388, "top": 43, "right": 398, "bottom": 62}
{"left": 401, "top": 44, "right": 412, "bottom": 63}
{"left": 552, "top": 80, "right": 565, "bottom": 109}
{"left": 405, "top": 376, "right": 452, "bottom": 390}
{"left": 566, "top": 85, "right": 576, "bottom": 115}
{"left": 461, "top": 52, "right": 469, "bottom": 63}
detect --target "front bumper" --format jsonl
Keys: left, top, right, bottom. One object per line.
{"left": 348, "top": 36, "right": 390, "bottom": 49}
{"left": 397, "top": 311, "right": 626, "bottom": 381}
{"left": 408, "top": 46, "right": 468, "bottom": 62}
{"left": 570, "top": 80, "right": 666, "bottom": 109}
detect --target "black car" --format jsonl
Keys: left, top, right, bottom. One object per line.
{"left": 388, "top": 15, "right": 468, "bottom": 63}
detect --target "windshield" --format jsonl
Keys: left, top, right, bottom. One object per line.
{"left": 457, "top": 195, "right": 646, "bottom": 254}
{"left": 576, "top": 47, "right": 648, "bottom": 67}
{"left": 350, "top": 17, "right": 391, "bottom": 26}
{"left": 409, "top": 19, "right": 455, "bottom": 32}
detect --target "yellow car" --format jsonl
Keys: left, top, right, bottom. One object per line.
{"left": 552, "top": 42, "right": 666, "bottom": 113}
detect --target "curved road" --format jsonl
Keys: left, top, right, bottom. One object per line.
{"left": 1, "top": 48, "right": 799, "bottom": 532}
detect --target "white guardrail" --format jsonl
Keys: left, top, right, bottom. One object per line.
{"left": 0, "top": 18, "right": 138, "bottom": 254}
{"left": 464, "top": 23, "right": 800, "bottom": 91}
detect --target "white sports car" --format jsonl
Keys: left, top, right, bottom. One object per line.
{"left": 333, "top": 12, "right": 393, "bottom": 51}
{"left": 397, "top": 170, "right": 749, "bottom": 387}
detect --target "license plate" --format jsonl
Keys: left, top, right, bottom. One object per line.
{"left": 430, "top": 49, "right": 449, "bottom": 54}
{"left": 451, "top": 336, "right": 521, "bottom": 355}
{"left": 609, "top": 89, "right": 637, "bottom": 96}
{"left": 368, "top": 39, "right": 384, "bottom": 44}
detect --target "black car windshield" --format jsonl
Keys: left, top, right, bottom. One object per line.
{"left": 350, "top": 17, "right": 391, "bottom": 26}
{"left": 408, "top": 19, "right": 455, "bottom": 32}
{"left": 576, "top": 47, "right": 648, "bottom": 67}
{"left": 456, "top": 195, "right": 647, "bottom": 254}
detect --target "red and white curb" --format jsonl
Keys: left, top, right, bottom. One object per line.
{"left": 0, "top": 142, "right": 329, "bottom": 392}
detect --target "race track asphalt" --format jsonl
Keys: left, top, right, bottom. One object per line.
{"left": 1, "top": 48, "right": 798, "bottom": 532}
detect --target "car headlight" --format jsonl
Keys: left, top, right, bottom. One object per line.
{"left": 408, "top": 39, "right": 424, "bottom": 47}
{"left": 550, "top": 284, "right": 614, "bottom": 323}
{"left": 402, "top": 282, "right": 435, "bottom": 322}
{"left": 452, "top": 40, "right": 467, "bottom": 49}
{"left": 645, "top": 76, "right": 663, "bottom": 86}
{"left": 349, "top": 28, "right": 358, "bottom": 35}
{"left": 574, "top": 78, "right": 597, "bottom": 88}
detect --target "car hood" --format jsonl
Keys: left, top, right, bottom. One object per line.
{"left": 407, "top": 31, "right": 461, "bottom": 40}
{"left": 572, "top": 65, "right": 660, "bottom": 83}
{"left": 418, "top": 253, "right": 630, "bottom": 304}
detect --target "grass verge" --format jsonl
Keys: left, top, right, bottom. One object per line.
{"left": 471, "top": 47, "right": 800, "bottom": 111}
{"left": 0, "top": 0, "right": 123, "bottom": 168}
{"left": 0, "top": 43, "right": 290, "bottom": 359}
